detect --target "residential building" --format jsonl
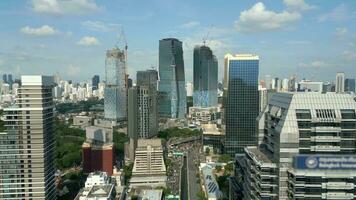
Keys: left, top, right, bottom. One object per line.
{"left": 136, "top": 70, "right": 158, "bottom": 137}
{"left": 224, "top": 54, "right": 259, "bottom": 155}
{"left": 130, "top": 139, "right": 167, "bottom": 187}
{"left": 336, "top": 72, "right": 345, "bottom": 93}
{"left": 0, "top": 75, "right": 56, "bottom": 199}
{"left": 345, "top": 78, "right": 355, "bottom": 93}
{"left": 104, "top": 47, "right": 127, "bottom": 121}
{"left": 158, "top": 38, "right": 186, "bottom": 119}
{"left": 236, "top": 92, "right": 356, "bottom": 200}
{"left": 193, "top": 45, "right": 218, "bottom": 107}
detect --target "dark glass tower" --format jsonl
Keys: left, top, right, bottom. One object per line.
{"left": 224, "top": 54, "right": 259, "bottom": 155}
{"left": 345, "top": 78, "right": 355, "bottom": 93}
{"left": 92, "top": 75, "right": 100, "bottom": 90}
{"left": 158, "top": 38, "right": 186, "bottom": 119}
{"left": 193, "top": 45, "right": 218, "bottom": 107}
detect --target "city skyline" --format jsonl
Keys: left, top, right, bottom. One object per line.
{"left": 0, "top": 1, "right": 355, "bottom": 82}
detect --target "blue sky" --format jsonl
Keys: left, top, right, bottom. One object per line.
{"left": 0, "top": 0, "right": 356, "bottom": 83}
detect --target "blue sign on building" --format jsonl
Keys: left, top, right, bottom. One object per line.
{"left": 294, "top": 155, "right": 356, "bottom": 170}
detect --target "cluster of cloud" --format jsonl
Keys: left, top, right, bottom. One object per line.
{"left": 77, "top": 36, "right": 100, "bottom": 46}
{"left": 235, "top": 0, "right": 314, "bottom": 33}
{"left": 31, "top": 0, "right": 102, "bottom": 15}
{"left": 179, "top": 21, "right": 200, "bottom": 29}
{"left": 21, "top": 25, "right": 58, "bottom": 36}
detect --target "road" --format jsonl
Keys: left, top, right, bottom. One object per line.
{"left": 187, "top": 149, "right": 200, "bottom": 200}
{"left": 180, "top": 155, "right": 188, "bottom": 200}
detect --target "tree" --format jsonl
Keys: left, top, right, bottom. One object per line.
{"left": 215, "top": 166, "right": 222, "bottom": 172}
{"left": 205, "top": 147, "right": 210, "bottom": 155}
{"left": 218, "top": 154, "right": 232, "bottom": 163}
{"left": 197, "top": 191, "right": 208, "bottom": 200}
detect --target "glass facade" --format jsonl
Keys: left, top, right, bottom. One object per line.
{"left": 158, "top": 38, "right": 186, "bottom": 119}
{"left": 225, "top": 54, "right": 259, "bottom": 155}
{"left": 104, "top": 47, "right": 127, "bottom": 121}
{"left": 193, "top": 45, "right": 218, "bottom": 108}
{"left": 345, "top": 78, "right": 355, "bottom": 93}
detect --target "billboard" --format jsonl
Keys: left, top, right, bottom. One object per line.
{"left": 293, "top": 155, "right": 356, "bottom": 170}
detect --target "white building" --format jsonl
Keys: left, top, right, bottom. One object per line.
{"left": 186, "top": 81, "right": 193, "bottom": 97}
{"left": 201, "top": 165, "right": 222, "bottom": 200}
{"left": 336, "top": 72, "right": 345, "bottom": 93}
{"left": 298, "top": 80, "right": 323, "bottom": 92}
{"left": 75, "top": 172, "right": 115, "bottom": 200}
{"left": 130, "top": 139, "right": 167, "bottom": 188}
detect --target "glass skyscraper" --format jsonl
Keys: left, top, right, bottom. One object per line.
{"left": 193, "top": 45, "right": 218, "bottom": 107}
{"left": 158, "top": 38, "right": 186, "bottom": 119}
{"left": 104, "top": 47, "right": 127, "bottom": 121}
{"left": 224, "top": 54, "right": 259, "bottom": 155}
{"left": 92, "top": 75, "right": 99, "bottom": 90}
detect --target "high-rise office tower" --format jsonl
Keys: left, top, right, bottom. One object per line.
{"left": 104, "top": 47, "right": 127, "bottom": 121}
{"left": 224, "top": 54, "right": 259, "bottom": 155}
{"left": 158, "top": 38, "right": 186, "bottom": 119}
{"left": 0, "top": 75, "right": 56, "bottom": 199}
{"left": 136, "top": 69, "right": 158, "bottom": 138}
{"left": 128, "top": 85, "right": 158, "bottom": 139}
{"left": 8, "top": 74, "right": 13, "bottom": 89}
{"left": 193, "top": 45, "right": 218, "bottom": 108}
{"left": 264, "top": 75, "right": 271, "bottom": 90}
{"left": 236, "top": 93, "right": 356, "bottom": 200}
{"left": 345, "top": 78, "right": 355, "bottom": 93}
{"left": 92, "top": 75, "right": 100, "bottom": 90}
{"left": 2, "top": 74, "right": 7, "bottom": 84}
{"left": 336, "top": 72, "right": 345, "bottom": 93}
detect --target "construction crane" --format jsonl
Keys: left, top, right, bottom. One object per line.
{"left": 202, "top": 24, "right": 213, "bottom": 46}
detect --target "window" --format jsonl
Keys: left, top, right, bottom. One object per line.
{"left": 296, "top": 109, "right": 311, "bottom": 119}
{"left": 341, "top": 109, "right": 356, "bottom": 119}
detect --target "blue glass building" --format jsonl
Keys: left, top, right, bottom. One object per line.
{"left": 158, "top": 38, "right": 186, "bottom": 119}
{"left": 92, "top": 75, "right": 99, "bottom": 90}
{"left": 193, "top": 45, "right": 218, "bottom": 108}
{"left": 224, "top": 54, "right": 259, "bottom": 155}
{"left": 345, "top": 78, "right": 355, "bottom": 93}
{"left": 104, "top": 47, "right": 127, "bottom": 121}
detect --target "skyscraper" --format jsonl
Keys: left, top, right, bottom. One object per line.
{"left": 2, "top": 74, "right": 7, "bottom": 84}
{"left": 345, "top": 78, "right": 355, "bottom": 93}
{"left": 158, "top": 38, "right": 186, "bottom": 119}
{"left": 336, "top": 72, "right": 345, "bottom": 93}
{"left": 0, "top": 75, "right": 56, "bottom": 199}
{"left": 92, "top": 75, "right": 100, "bottom": 90}
{"left": 193, "top": 45, "right": 218, "bottom": 108}
{"left": 104, "top": 47, "right": 127, "bottom": 121}
{"left": 224, "top": 54, "right": 259, "bottom": 155}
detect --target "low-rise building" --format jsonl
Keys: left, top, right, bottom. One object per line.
{"left": 138, "top": 189, "right": 163, "bottom": 200}
{"left": 130, "top": 139, "right": 167, "bottom": 188}
{"left": 188, "top": 106, "right": 221, "bottom": 125}
{"left": 73, "top": 115, "right": 92, "bottom": 129}
{"left": 75, "top": 172, "right": 116, "bottom": 200}
{"left": 201, "top": 165, "right": 222, "bottom": 200}
{"left": 202, "top": 124, "right": 224, "bottom": 153}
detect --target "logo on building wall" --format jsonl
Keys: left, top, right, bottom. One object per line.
{"left": 305, "top": 156, "right": 318, "bottom": 169}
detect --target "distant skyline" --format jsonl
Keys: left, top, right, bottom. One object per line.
{"left": 0, "top": 0, "right": 356, "bottom": 82}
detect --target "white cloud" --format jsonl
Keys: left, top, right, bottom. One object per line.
{"left": 20, "top": 25, "right": 58, "bottom": 36}
{"left": 179, "top": 21, "right": 200, "bottom": 29}
{"left": 299, "top": 60, "right": 329, "bottom": 68}
{"left": 235, "top": 2, "right": 301, "bottom": 33}
{"left": 32, "top": 0, "right": 101, "bottom": 15}
{"left": 284, "top": 0, "right": 314, "bottom": 11}
{"left": 318, "top": 4, "right": 354, "bottom": 22}
{"left": 335, "top": 27, "right": 348, "bottom": 38}
{"left": 77, "top": 36, "right": 100, "bottom": 46}
{"left": 81, "top": 20, "right": 121, "bottom": 32}
{"left": 342, "top": 51, "right": 356, "bottom": 61}
{"left": 66, "top": 65, "right": 81, "bottom": 76}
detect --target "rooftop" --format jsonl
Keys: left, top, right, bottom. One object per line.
{"left": 137, "top": 139, "right": 162, "bottom": 147}
{"left": 139, "top": 189, "right": 163, "bottom": 200}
